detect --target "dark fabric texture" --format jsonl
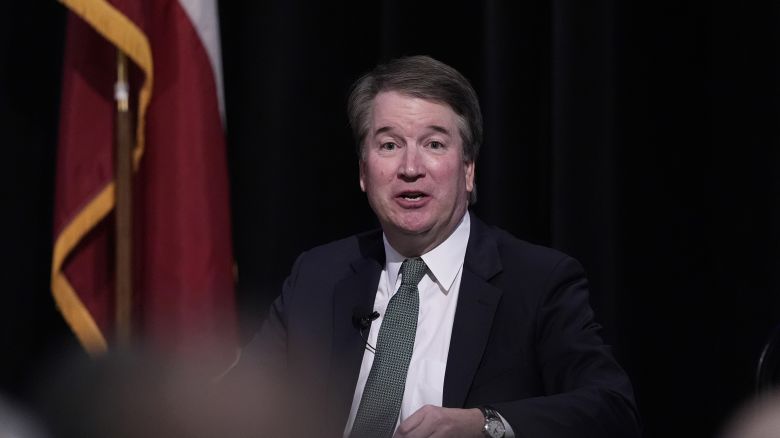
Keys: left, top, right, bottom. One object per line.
{"left": 241, "top": 215, "right": 640, "bottom": 438}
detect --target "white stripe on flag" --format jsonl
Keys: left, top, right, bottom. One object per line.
{"left": 177, "top": 0, "right": 226, "bottom": 123}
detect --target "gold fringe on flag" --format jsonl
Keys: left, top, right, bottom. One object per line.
{"left": 51, "top": 0, "right": 153, "bottom": 356}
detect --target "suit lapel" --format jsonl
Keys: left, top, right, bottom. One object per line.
{"left": 443, "top": 215, "right": 503, "bottom": 408}
{"left": 325, "top": 232, "right": 384, "bottom": 435}
{"left": 322, "top": 216, "right": 502, "bottom": 423}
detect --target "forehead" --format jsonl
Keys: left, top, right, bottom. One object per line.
{"left": 370, "top": 91, "right": 460, "bottom": 131}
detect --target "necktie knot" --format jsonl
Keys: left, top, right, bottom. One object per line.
{"left": 400, "top": 257, "right": 427, "bottom": 286}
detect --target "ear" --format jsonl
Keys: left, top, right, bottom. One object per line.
{"left": 359, "top": 159, "right": 367, "bottom": 192}
{"left": 464, "top": 160, "right": 475, "bottom": 193}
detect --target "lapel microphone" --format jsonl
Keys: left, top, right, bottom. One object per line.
{"left": 352, "top": 307, "right": 380, "bottom": 353}
{"left": 352, "top": 308, "right": 380, "bottom": 330}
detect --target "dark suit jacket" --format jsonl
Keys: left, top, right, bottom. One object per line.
{"left": 242, "top": 214, "right": 640, "bottom": 437}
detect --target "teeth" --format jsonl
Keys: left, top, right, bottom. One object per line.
{"left": 403, "top": 193, "right": 422, "bottom": 200}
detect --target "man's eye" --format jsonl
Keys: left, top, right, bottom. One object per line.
{"left": 429, "top": 141, "right": 444, "bottom": 149}
{"left": 380, "top": 142, "right": 397, "bottom": 150}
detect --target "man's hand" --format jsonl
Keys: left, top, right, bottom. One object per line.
{"left": 394, "top": 405, "right": 484, "bottom": 438}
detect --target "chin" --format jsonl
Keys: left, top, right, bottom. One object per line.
{"left": 396, "top": 226, "right": 430, "bottom": 236}
{"left": 388, "top": 212, "right": 432, "bottom": 232}
{"left": 392, "top": 220, "right": 436, "bottom": 238}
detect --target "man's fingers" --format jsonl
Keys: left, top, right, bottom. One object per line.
{"left": 396, "top": 406, "right": 483, "bottom": 438}
{"left": 396, "top": 405, "right": 430, "bottom": 437}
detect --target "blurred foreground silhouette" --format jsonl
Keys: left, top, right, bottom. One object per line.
{"left": 31, "top": 345, "right": 282, "bottom": 438}
{"left": 721, "top": 391, "right": 780, "bottom": 438}
{"left": 0, "top": 395, "right": 47, "bottom": 437}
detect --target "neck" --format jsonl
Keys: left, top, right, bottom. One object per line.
{"left": 385, "top": 234, "right": 440, "bottom": 258}
{"left": 384, "top": 211, "right": 467, "bottom": 258}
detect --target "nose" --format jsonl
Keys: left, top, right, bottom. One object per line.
{"left": 398, "top": 144, "right": 425, "bottom": 181}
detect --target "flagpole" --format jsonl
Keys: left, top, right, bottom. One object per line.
{"left": 114, "top": 49, "right": 133, "bottom": 346}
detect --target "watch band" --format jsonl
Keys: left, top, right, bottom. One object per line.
{"left": 479, "top": 406, "right": 506, "bottom": 438}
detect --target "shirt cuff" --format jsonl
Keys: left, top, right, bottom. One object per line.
{"left": 496, "top": 410, "right": 515, "bottom": 438}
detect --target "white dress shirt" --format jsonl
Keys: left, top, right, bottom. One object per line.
{"left": 343, "top": 211, "right": 515, "bottom": 437}
{"left": 344, "top": 210, "right": 469, "bottom": 435}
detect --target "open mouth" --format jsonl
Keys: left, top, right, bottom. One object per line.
{"left": 399, "top": 191, "right": 426, "bottom": 201}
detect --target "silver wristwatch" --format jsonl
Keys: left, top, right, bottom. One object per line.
{"left": 479, "top": 406, "right": 506, "bottom": 438}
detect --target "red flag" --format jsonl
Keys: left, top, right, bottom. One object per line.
{"left": 53, "top": 0, "right": 236, "bottom": 356}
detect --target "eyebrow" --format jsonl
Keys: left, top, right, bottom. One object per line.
{"left": 372, "top": 125, "right": 453, "bottom": 137}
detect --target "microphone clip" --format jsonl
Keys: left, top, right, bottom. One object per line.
{"left": 352, "top": 308, "right": 380, "bottom": 353}
{"left": 353, "top": 310, "right": 380, "bottom": 330}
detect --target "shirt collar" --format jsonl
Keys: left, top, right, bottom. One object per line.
{"left": 383, "top": 211, "right": 471, "bottom": 294}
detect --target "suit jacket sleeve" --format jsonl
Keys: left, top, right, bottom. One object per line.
{"left": 490, "top": 256, "right": 640, "bottom": 438}
{"left": 239, "top": 251, "right": 309, "bottom": 380}
{"left": 226, "top": 252, "right": 308, "bottom": 431}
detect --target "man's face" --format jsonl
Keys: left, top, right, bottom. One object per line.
{"left": 359, "top": 91, "right": 475, "bottom": 256}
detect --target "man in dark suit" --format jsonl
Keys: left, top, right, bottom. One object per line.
{"left": 241, "top": 56, "right": 640, "bottom": 438}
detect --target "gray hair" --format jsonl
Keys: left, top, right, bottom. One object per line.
{"left": 347, "top": 55, "right": 483, "bottom": 164}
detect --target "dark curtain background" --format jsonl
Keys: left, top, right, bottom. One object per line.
{"left": 3, "top": 1, "right": 779, "bottom": 437}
